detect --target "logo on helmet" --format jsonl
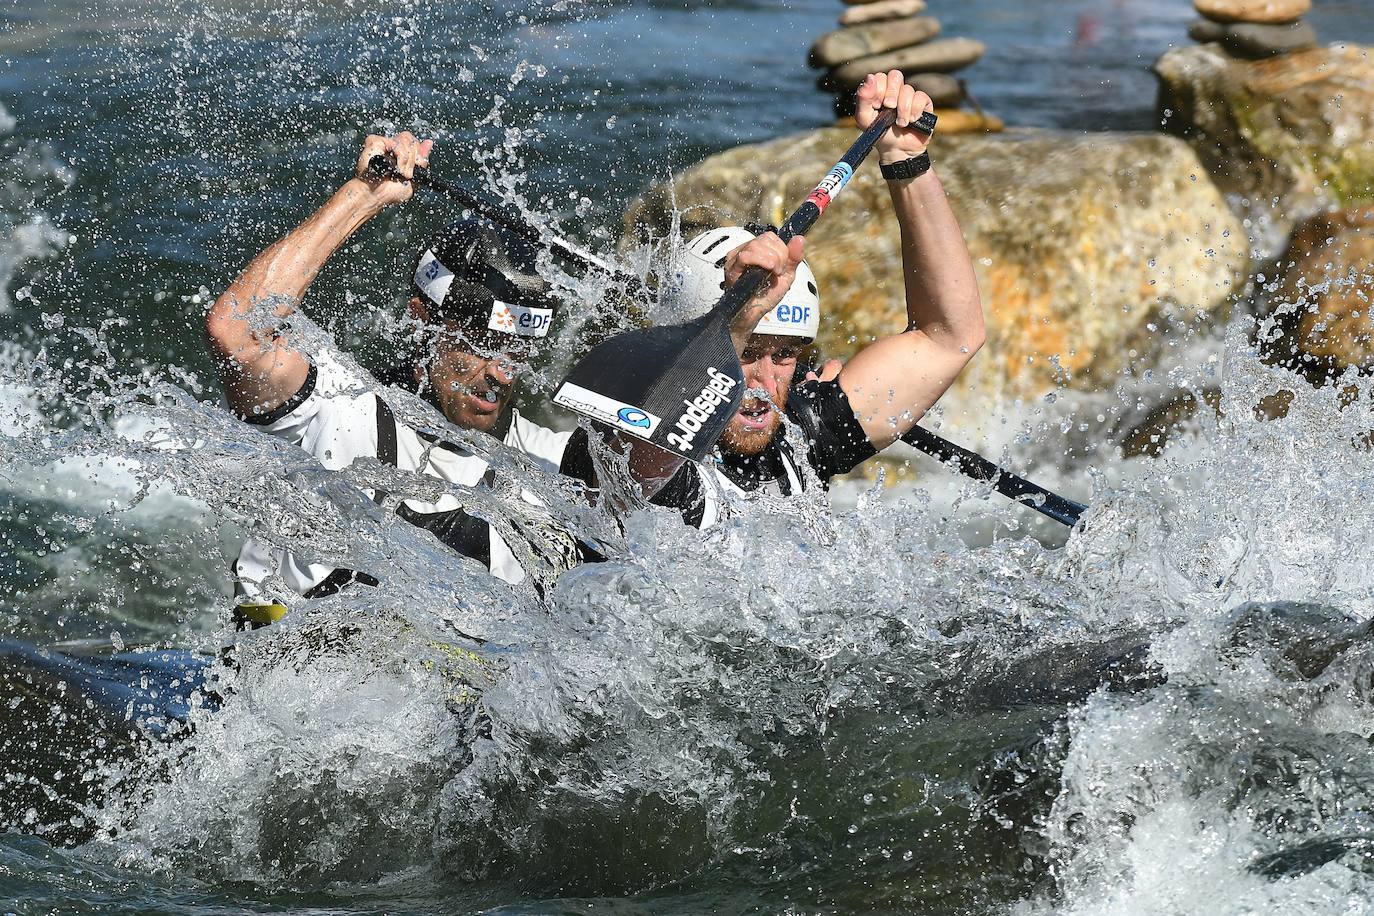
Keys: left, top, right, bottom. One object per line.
{"left": 488, "top": 300, "right": 554, "bottom": 338}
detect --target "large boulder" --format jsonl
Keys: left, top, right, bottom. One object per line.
{"left": 1261, "top": 206, "right": 1374, "bottom": 381}
{"left": 1155, "top": 43, "right": 1374, "bottom": 243}
{"left": 623, "top": 128, "right": 1248, "bottom": 417}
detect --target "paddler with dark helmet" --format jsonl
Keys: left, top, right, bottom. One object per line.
{"left": 205, "top": 132, "right": 619, "bottom": 623}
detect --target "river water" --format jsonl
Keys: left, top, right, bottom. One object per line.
{"left": 4, "top": 0, "right": 1374, "bottom": 913}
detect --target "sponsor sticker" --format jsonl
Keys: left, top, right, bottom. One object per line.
{"left": 488, "top": 299, "right": 554, "bottom": 338}
{"left": 414, "top": 249, "right": 455, "bottom": 306}
{"left": 665, "top": 366, "right": 739, "bottom": 454}
{"left": 804, "top": 161, "right": 854, "bottom": 214}
{"left": 554, "top": 383, "right": 662, "bottom": 437}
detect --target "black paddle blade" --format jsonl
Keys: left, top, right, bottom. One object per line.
{"left": 553, "top": 311, "right": 744, "bottom": 462}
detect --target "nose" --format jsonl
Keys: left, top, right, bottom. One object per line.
{"left": 744, "top": 357, "right": 778, "bottom": 397}
{"left": 485, "top": 356, "right": 516, "bottom": 387}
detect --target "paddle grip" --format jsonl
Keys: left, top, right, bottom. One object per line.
{"left": 711, "top": 108, "right": 901, "bottom": 328}
{"left": 901, "top": 424, "right": 1087, "bottom": 527}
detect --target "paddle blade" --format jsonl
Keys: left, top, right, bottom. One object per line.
{"left": 554, "top": 313, "right": 744, "bottom": 462}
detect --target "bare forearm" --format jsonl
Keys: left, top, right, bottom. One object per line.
{"left": 208, "top": 179, "right": 382, "bottom": 355}
{"left": 888, "top": 170, "right": 984, "bottom": 352}
{"left": 205, "top": 180, "right": 384, "bottom": 416}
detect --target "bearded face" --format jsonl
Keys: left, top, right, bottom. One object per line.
{"left": 719, "top": 335, "right": 805, "bottom": 457}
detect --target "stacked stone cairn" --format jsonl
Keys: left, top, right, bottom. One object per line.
{"left": 807, "top": 0, "right": 1001, "bottom": 134}
{"left": 1187, "top": 0, "right": 1317, "bottom": 58}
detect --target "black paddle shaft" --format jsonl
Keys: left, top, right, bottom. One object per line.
{"left": 699, "top": 108, "right": 921, "bottom": 329}
{"left": 901, "top": 424, "right": 1087, "bottom": 527}
{"left": 364, "top": 154, "right": 643, "bottom": 290}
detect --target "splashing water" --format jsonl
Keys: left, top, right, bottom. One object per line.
{"left": 6, "top": 1, "right": 1374, "bottom": 913}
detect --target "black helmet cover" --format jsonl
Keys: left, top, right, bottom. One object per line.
{"left": 409, "top": 219, "right": 557, "bottom": 353}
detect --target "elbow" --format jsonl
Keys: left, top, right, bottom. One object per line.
{"left": 946, "top": 312, "right": 985, "bottom": 363}
{"left": 204, "top": 291, "right": 246, "bottom": 366}
{"left": 204, "top": 292, "right": 231, "bottom": 339}
{"left": 962, "top": 322, "right": 986, "bottom": 358}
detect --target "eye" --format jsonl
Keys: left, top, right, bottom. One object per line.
{"left": 740, "top": 347, "right": 761, "bottom": 363}
{"left": 775, "top": 347, "right": 799, "bottom": 363}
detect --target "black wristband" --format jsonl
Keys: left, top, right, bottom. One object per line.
{"left": 880, "top": 151, "right": 931, "bottom": 181}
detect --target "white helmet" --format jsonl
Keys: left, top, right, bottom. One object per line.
{"left": 658, "top": 226, "right": 820, "bottom": 339}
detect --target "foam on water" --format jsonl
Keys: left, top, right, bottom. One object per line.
{"left": 6, "top": 3, "right": 1374, "bottom": 912}
{"left": 0, "top": 101, "right": 71, "bottom": 315}
{"left": 9, "top": 210, "right": 1374, "bottom": 911}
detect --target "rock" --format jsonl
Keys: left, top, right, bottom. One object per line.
{"left": 1155, "top": 43, "right": 1374, "bottom": 242}
{"left": 927, "top": 108, "right": 1004, "bottom": 134}
{"left": 911, "top": 73, "right": 964, "bottom": 108}
{"left": 909, "top": 73, "right": 963, "bottom": 107}
{"left": 821, "top": 38, "right": 987, "bottom": 91}
{"left": 1195, "top": 0, "right": 1310, "bottom": 25}
{"left": 1118, "top": 388, "right": 1221, "bottom": 457}
{"left": 1262, "top": 207, "right": 1374, "bottom": 380}
{"left": 832, "top": 109, "right": 1000, "bottom": 134}
{"left": 832, "top": 72, "right": 962, "bottom": 115}
{"left": 1222, "top": 20, "right": 1317, "bottom": 58}
{"left": 623, "top": 129, "right": 1247, "bottom": 412}
{"left": 809, "top": 17, "right": 941, "bottom": 69}
{"left": 840, "top": 0, "right": 927, "bottom": 27}
{"left": 1188, "top": 19, "right": 1227, "bottom": 43}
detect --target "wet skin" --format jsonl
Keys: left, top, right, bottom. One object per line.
{"left": 419, "top": 328, "right": 526, "bottom": 434}
{"left": 720, "top": 334, "right": 805, "bottom": 458}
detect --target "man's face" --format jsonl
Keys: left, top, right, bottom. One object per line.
{"left": 720, "top": 334, "right": 806, "bottom": 457}
{"left": 424, "top": 327, "right": 526, "bottom": 434}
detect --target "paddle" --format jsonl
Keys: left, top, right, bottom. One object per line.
{"left": 365, "top": 154, "right": 644, "bottom": 292}
{"left": 550, "top": 108, "right": 928, "bottom": 463}
{"left": 368, "top": 134, "right": 1088, "bottom": 526}
{"left": 900, "top": 425, "right": 1087, "bottom": 527}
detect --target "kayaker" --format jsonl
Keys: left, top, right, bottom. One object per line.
{"left": 206, "top": 132, "right": 619, "bottom": 623}
{"left": 650, "top": 69, "right": 985, "bottom": 525}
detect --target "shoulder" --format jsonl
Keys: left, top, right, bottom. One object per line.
{"left": 787, "top": 378, "right": 876, "bottom": 479}
{"left": 243, "top": 349, "right": 381, "bottom": 467}
{"left": 506, "top": 410, "right": 575, "bottom": 469}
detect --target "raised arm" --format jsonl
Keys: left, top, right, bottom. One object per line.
{"left": 205, "top": 132, "right": 432, "bottom": 418}
{"left": 837, "top": 70, "right": 985, "bottom": 449}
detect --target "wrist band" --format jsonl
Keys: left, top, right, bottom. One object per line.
{"left": 880, "top": 151, "right": 931, "bottom": 181}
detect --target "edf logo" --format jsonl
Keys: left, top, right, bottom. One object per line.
{"left": 519, "top": 311, "right": 550, "bottom": 332}
{"left": 775, "top": 304, "right": 811, "bottom": 325}
{"left": 425, "top": 260, "right": 443, "bottom": 281}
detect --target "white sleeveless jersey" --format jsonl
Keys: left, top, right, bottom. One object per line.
{"left": 233, "top": 348, "right": 577, "bottom": 598}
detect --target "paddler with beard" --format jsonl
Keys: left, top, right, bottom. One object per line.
{"left": 206, "top": 132, "right": 639, "bottom": 624}
{"left": 650, "top": 70, "right": 985, "bottom": 526}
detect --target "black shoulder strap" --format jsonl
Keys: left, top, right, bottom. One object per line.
{"left": 787, "top": 381, "right": 823, "bottom": 443}
{"left": 374, "top": 395, "right": 399, "bottom": 467}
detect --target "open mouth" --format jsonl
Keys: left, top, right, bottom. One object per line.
{"left": 735, "top": 398, "right": 775, "bottom": 431}
{"left": 456, "top": 382, "right": 507, "bottom": 413}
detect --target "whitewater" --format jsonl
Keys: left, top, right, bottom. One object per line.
{"left": 4, "top": 0, "right": 1374, "bottom": 913}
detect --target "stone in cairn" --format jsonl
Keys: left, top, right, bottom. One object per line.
{"left": 809, "top": 17, "right": 942, "bottom": 69}
{"left": 839, "top": 0, "right": 927, "bottom": 27}
{"left": 807, "top": 3, "right": 997, "bottom": 135}
{"left": 1188, "top": 0, "right": 1317, "bottom": 59}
